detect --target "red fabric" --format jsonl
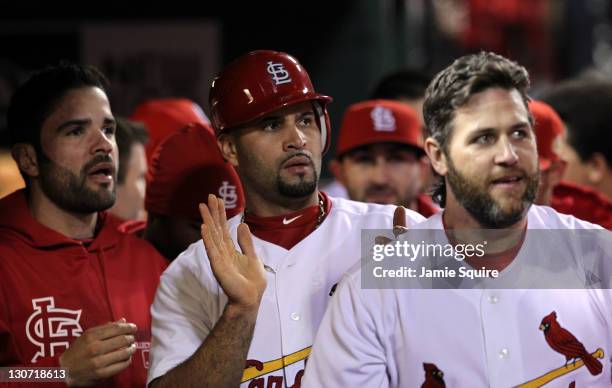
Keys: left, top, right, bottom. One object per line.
{"left": 145, "top": 122, "right": 245, "bottom": 220}
{"left": 336, "top": 99, "right": 422, "bottom": 157}
{"left": 417, "top": 195, "right": 440, "bottom": 218}
{"left": 0, "top": 189, "right": 168, "bottom": 387}
{"left": 552, "top": 181, "right": 612, "bottom": 230}
{"left": 130, "top": 98, "right": 209, "bottom": 163}
{"left": 460, "top": 0, "right": 551, "bottom": 78}
{"left": 244, "top": 192, "right": 332, "bottom": 250}
{"left": 462, "top": 1, "right": 547, "bottom": 57}
{"left": 529, "top": 100, "right": 565, "bottom": 170}
{"left": 117, "top": 219, "right": 146, "bottom": 237}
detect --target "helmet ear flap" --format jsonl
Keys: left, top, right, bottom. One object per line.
{"left": 312, "top": 100, "right": 331, "bottom": 154}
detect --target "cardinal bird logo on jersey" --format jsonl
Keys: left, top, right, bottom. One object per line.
{"left": 539, "top": 311, "right": 603, "bottom": 376}
{"left": 421, "top": 362, "right": 445, "bottom": 388}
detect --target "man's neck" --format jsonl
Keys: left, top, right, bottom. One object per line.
{"left": 243, "top": 188, "right": 320, "bottom": 217}
{"left": 28, "top": 186, "right": 98, "bottom": 239}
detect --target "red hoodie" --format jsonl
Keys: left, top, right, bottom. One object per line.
{"left": 0, "top": 189, "right": 168, "bottom": 387}
{"left": 552, "top": 181, "right": 612, "bottom": 230}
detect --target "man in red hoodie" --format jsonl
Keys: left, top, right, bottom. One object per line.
{"left": 0, "top": 63, "right": 167, "bottom": 387}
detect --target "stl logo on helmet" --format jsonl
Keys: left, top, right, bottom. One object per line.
{"left": 266, "top": 61, "right": 292, "bottom": 85}
{"left": 371, "top": 106, "right": 396, "bottom": 132}
{"left": 25, "top": 297, "right": 83, "bottom": 363}
{"left": 218, "top": 181, "right": 238, "bottom": 209}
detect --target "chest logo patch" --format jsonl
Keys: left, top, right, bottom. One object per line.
{"left": 25, "top": 297, "right": 83, "bottom": 363}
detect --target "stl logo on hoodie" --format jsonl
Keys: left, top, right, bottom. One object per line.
{"left": 25, "top": 296, "right": 83, "bottom": 362}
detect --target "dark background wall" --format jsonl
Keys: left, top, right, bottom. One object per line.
{"left": 2, "top": 0, "right": 612, "bottom": 174}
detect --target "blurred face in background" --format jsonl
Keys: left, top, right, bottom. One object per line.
{"left": 111, "top": 142, "right": 147, "bottom": 221}
{"left": 335, "top": 143, "right": 423, "bottom": 206}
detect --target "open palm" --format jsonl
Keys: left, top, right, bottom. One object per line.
{"left": 200, "top": 195, "right": 267, "bottom": 310}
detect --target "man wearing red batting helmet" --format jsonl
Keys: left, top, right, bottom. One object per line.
{"left": 147, "top": 50, "right": 425, "bottom": 388}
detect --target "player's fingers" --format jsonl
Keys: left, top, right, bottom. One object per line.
{"left": 199, "top": 202, "right": 215, "bottom": 228}
{"left": 393, "top": 206, "right": 409, "bottom": 238}
{"left": 86, "top": 321, "right": 137, "bottom": 341}
{"left": 217, "top": 197, "right": 228, "bottom": 225}
{"left": 201, "top": 224, "right": 223, "bottom": 265}
{"left": 208, "top": 194, "right": 223, "bottom": 230}
{"left": 393, "top": 206, "right": 407, "bottom": 228}
{"left": 200, "top": 203, "right": 223, "bottom": 249}
{"left": 217, "top": 198, "right": 236, "bottom": 253}
{"left": 91, "top": 346, "right": 135, "bottom": 379}
{"left": 237, "top": 223, "right": 257, "bottom": 260}
{"left": 88, "top": 334, "right": 135, "bottom": 357}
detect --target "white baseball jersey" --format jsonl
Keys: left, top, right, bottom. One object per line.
{"left": 147, "top": 196, "right": 425, "bottom": 387}
{"left": 303, "top": 205, "right": 612, "bottom": 388}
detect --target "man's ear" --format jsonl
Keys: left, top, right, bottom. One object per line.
{"left": 11, "top": 144, "right": 39, "bottom": 178}
{"left": 328, "top": 158, "right": 345, "bottom": 185}
{"left": 424, "top": 137, "right": 448, "bottom": 176}
{"left": 586, "top": 153, "right": 608, "bottom": 185}
{"left": 217, "top": 134, "right": 238, "bottom": 167}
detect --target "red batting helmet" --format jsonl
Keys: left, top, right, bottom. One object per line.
{"left": 209, "top": 50, "right": 333, "bottom": 153}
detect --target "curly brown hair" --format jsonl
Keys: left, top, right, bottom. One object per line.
{"left": 423, "top": 52, "right": 533, "bottom": 206}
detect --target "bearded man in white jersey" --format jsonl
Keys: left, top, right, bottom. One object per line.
{"left": 147, "top": 50, "right": 425, "bottom": 388}
{"left": 304, "top": 52, "right": 612, "bottom": 387}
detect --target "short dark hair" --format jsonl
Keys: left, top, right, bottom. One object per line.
{"left": 7, "top": 62, "right": 109, "bottom": 151}
{"left": 371, "top": 69, "right": 432, "bottom": 101}
{"left": 541, "top": 78, "right": 612, "bottom": 165}
{"left": 423, "top": 52, "right": 532, "bottom": 206}
{"left": 115, "top": 118, "right": 149, "bottom": 184}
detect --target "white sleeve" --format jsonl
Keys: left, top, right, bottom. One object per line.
{"left": 147, "top": 241, "right": 224, "bottom": 386}
{"left": 302, "top": 274, "right": 390, "bottom": 388}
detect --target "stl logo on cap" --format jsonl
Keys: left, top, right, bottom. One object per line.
{"left": 371, "top": 106, "right": 396, "bottom": 132}
{"left": 219, "top": 181, "right": 238, "bottom": 209}
{"left": 266, "top": 61, "right": 292, "bottom": 85}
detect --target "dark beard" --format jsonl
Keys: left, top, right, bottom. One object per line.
{"left": 38, "top": 153, "right": 116, "bottom": 214}
{"left": 276, "top": 153, "right": 319, "bottom": 198}
{"left": 277, "top": 168, "right": 318, "bottom": 198}
{"left": 446, "top": 157, "right": 538, "bottom": 228}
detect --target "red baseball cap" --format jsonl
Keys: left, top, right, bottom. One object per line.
{"left": 529, "top": 100, "right": 565, "bottom": 171}
{"left": 131, "top": 98, "right": 209, "bottom": 163}
{"left": 145, "top": 122, "right": 245, "bottom": 220}
{"left": 336, "top": 99, "right": 423, "bottom": 157}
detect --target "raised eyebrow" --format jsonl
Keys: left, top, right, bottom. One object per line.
{"left": 55, "top": 118, "right": 91, "bottom": 133}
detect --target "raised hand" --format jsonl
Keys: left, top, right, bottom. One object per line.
{"left": 199, "top": 194, "right": 267, "bottom": 312}
{"left": 59, "top": 318, "right": 137, "bottom": 386}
